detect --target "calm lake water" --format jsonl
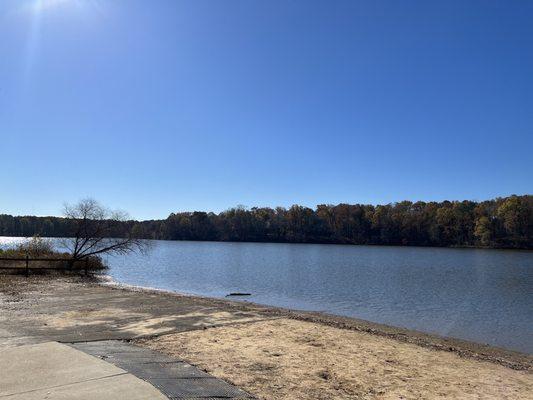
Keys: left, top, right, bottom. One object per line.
{"left": 1, "top": 237, "right": 532, "bottom": 354}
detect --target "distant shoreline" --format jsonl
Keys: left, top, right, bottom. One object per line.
{"left": 2, "top": 195, "right": 532, "bottom": 250}
{"left": 2, "top": 235, "right": 532, "bottom": 252}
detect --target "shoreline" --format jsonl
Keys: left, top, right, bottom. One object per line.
{"left": 96, "top": 275, "right": 532, "bottom": 371}
{"left": 1, "top": 273, "right": 531, "bottom": 399}
{"left": 2, "top": 235, "right": 533, "bottom": 252}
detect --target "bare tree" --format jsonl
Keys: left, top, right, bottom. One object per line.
{"left": 60, "top": 199, "right": 147, "bottom": 264}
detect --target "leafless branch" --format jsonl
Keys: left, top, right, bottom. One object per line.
{"left": 61, "top": 198, "right": 149, "bottom": 262}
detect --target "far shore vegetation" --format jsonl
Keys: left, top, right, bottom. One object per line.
{"left": 0, "top": 195, "right": 531, "bottom": 250}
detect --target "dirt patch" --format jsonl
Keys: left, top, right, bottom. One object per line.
{"left": 140, "top": 318, "right": 533, "bottom": 400}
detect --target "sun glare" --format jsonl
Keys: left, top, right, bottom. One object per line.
{"left": 32, "top": 0, "right": 72, "bottom": 12}
{"left": 25, "top": 0, "right": 105, "bottom": 17}
{"left": 21, "top": 0, "right": 100, "bottom": 87}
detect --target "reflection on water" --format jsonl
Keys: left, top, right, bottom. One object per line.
{"left": 1, "top": 237, "right": 532, "bottom": 353}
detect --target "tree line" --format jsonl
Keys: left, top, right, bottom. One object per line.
{"left": 0, "top": 195, "right": 531, "bottom": 249}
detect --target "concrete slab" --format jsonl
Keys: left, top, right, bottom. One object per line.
{"left": 0, "top": 342, "right": 124, "bottom": 397}
{"left": 5, "top": 374, "right": 168, "bottom": 400}
{"left": 0, "top": 342, "right": 167, "bottom": 400}
{"left": 0, "top": 278, "right": 260, "bottom": 399}
{"left": 0, "top": 281, "right": 270, "bottom": 347}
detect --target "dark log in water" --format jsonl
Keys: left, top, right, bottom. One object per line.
{"left": 226, "top": 292, "right": 252, "bottom": 297}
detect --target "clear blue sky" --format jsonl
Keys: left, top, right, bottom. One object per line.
{"left": 1, "top": 0, "right": 531, "bottom": 220}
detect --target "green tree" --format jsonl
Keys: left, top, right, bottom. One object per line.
{"left": 496, "top": 196, "right": 530, "bottom": 246}
{"left": 474, "top": 216, "right": 492, "bottom": 246}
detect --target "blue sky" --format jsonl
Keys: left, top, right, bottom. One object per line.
{"left": 1, "top": 0, "right": 532, "bottom": 220}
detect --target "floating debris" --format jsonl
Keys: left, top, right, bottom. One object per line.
{"left": 225, "top": 292, "right": 251, "bottom": 297}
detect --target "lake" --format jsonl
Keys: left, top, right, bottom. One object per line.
{"left": 1, "top": 237, "right": 532, "bottom": 354}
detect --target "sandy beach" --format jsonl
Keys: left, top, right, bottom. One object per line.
{"left": 141, "top": 318, "right": 532, "bottom": 399}
{"left": 1, "top": 273, "right": 531, "bottom": 399}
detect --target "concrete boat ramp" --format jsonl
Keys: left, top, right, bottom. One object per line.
{"left": 0, "top": 341, "right": 253, "bottom": 399}
{"left": 0, "top": 277, "right": 266, "bottom": 399}
{"left": 0, "top": 342, "right": 166, "bottom": 399}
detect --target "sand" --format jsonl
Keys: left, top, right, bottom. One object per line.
{"left": 141, "top": 318, "right": 533, "bottom": 400}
